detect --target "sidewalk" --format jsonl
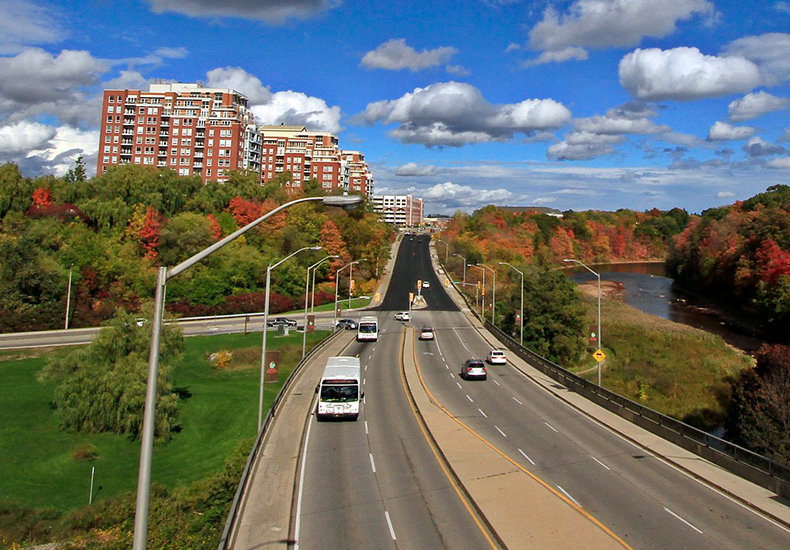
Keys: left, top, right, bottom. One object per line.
{"left": 427, "top": 242, "right": 790, "bottom": 529}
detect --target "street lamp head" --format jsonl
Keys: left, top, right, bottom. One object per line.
{"left": 309, "top": 246, "right": 323, "bottom": 251}
{"left": 322, "top": 194, "right": 364, "bottom": 210}
{"left": 563, "top": 258, "right": 574, "bottom": 263}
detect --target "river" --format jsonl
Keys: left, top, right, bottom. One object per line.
{"left": 567, "top": 262, "right": 765, "bottom": 354}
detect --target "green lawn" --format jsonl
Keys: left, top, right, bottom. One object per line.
{"left": 0, "top": 330, "right": 329, "bottom": 512}
{"left": 308, "top": 296, "right": 371, "bottom": 312}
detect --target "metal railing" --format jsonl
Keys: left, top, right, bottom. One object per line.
{"left": 444, "top": 262, "right": 790, "bottom": 499}
{"left": 216, "top": 328, "right": 344, "bottom": 549}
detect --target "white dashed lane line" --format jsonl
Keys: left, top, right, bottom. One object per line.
{"left": 590, "top": 455, "right": 611, "bottom": 470}
{"left": 385, "top": 510, "right": 397, "bottom": 540}
{"left": 558, "top": 485, "right": 581, "bottom": 507}
{"left": 544, "top": 422, "right": 558, "bottom": 433}
{"left": 518, "top": 448, "right": 536, "bottom": 466}
{"left": 664, "top": 507, "right": 704, "bottom": 534}
{"left": 369, "top": 453, "right": 376, "bottom": 473}
{"left": 478, "top": 408, "right": 488, "bottom": 418}
{"left": 512, "top": 396, "right": 523, "bottom": 405}
{"left": 495, "top": 425, "right": 508, "bottom": 438}
{"left": 466, "top": 394, "right": 474, "bottom": 403}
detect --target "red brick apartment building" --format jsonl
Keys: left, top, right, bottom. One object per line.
{"left": 97, "top": 83, "right": 374, "bottom": 195}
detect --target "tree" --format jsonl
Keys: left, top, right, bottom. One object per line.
{"left": 38, "top": 309, "right": 184, "bottom": 441}
{"left": 725, "top": 344, "right": 790, "bottom": 466}
{"left": 158, "top": 212, "right": 215, "bottom": 266}
{"left": 0, "top": 163, "right": 34, "bottom": 218}
{"left": 139, "top": 206, "right": 163, "bottom": 259}
{"left": 63, "top": 155, "right": 87, "bottom": 184}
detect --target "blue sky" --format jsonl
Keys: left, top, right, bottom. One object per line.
{"left": 1, "top": 0, "right": 789, "bottom": 214}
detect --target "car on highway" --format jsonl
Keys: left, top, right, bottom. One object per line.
{"left": 394, "top": 311, "right": 411, "bottom": 321}
{"left": 419, "top": 327, "right": 434, "bottom": 340}
{"left": 335, "top": 318, "right": 358, "bottom": 330}
{"left": 487, "top": 350, "right": 507, "bottom": 365}
{"left": 422, "top": 281, "right": 430, "bottom": 288}
{"left": 460, "top": 359, "right": 487, "bottom": 380}
{"left": 267, "top": 317, "right": 297, "bottom": 328}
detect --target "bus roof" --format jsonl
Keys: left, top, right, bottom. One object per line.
{"left": 322, "top": 356, "right": 361, "bottom": 381}
{"left": 326, "top": 356, "right": 360, "bottom": 368}
{"left": 359, "top": 316, "right": 378, "bottom": 323}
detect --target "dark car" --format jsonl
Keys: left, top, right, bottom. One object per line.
{"left": 460, "top": 359, "right": 487, "bottom": 380}
{"left": 267, "top": 317, "right": 297, "bottom": 327}
{"left": 335, "top": 318, "right": 358, "bottom": 330}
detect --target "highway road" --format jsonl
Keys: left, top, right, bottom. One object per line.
{"left": 294, "top": 236, "right": 790, "bottom": 549}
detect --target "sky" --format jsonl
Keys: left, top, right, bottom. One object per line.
{"left": 1, "top": 0, "right": 789, "bottom": 215}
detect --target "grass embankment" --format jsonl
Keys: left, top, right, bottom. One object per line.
{"left": 570, "top": 289, "right": 752, "bottom": 430}
{"left": 0, "top": 330, "right": 329, "bottom": 547}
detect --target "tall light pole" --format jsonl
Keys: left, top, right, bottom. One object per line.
{"left": 132, "top": 194, "right": 363, "bottom": 550}
{"left": 334, "top": 259, "right": 367, "bottom": 327}
{"left": 437, "top": 238, "right": 449, "bottom": 263}
{"left": 303, "top": 255, "right": 338, "bottom": 357}
{"left": 499, "top": 262, "right": 524, "bottom": 347}
{"left": 64, "top": 263, "right": 74, "bottom": 330}
{"left": 261, "top": 245, "right": 322, "bottom": 428}
{"left": 468, "top": 264, "right": 485, "bottom": 321}
{"left": 453, "top": 253, "right": 467, "bottom": 288}
{"left": 564, "top": 258, "right": 602, "bottom": 387}
{"left": 477, "top": 264, "right": 496, "bottom": 326}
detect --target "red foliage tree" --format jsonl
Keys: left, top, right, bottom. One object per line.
{"left": 206, "top": 214, "right": 221, "bottom": 240}
{"left": 755, "top": 239, "right": 790, "bottom": 285}
{"left": 228, "top": 196, "right": 262, "bottom": 227}
{"left": 139, "top": 206, "right": 162, "bottom": 259}
{"left": 32, "top": 187, "right": 52, "bottom": 207}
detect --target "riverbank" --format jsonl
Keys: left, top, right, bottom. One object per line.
{"left": 571, "top": 282, "right": 753, "bottom": 431}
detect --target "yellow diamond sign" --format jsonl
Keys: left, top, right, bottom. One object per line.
{"left": 593, "top": 349, "right": 606, "bottom": 363}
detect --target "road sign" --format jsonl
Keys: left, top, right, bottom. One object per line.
{"left": 445, "top": 278, "right": 450, "bottom": 287}
{"left": 593, "top": 349, "right": 606, "bottom": 363}
{"left": 375, "top": 292, "right": 381, "bottom": 303}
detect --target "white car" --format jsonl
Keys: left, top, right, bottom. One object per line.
{"left": 487, "top": 350, "right": 507, "bottom": 365}
{"left": 419, "top": 327, "right": 435, "bottom": 340}
{"left": 395, "top": 311, "right": 411, "bottom": 321}
{"left": 422, "top": 281, "right": 430, "bottom": 288}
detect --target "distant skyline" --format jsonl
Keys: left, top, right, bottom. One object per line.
{"left": 1, "top": 0, "right": 789, "bottom": 214}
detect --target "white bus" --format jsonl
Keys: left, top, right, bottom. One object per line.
{"left": 356, "top": 315, "right": 379, "bottom": 342}
{"left": 316, "top": 357, "right": 363, "bottom": 421}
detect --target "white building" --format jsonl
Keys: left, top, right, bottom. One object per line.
{"left": 372, "top": 195, "right": 423, "bottom": 227}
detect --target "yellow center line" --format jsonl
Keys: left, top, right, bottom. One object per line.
{"left": 397, "top": 327, "right": 500, "bottom": 550}
{"left": 411, "top": 331, "right": 635, "bottom": 550}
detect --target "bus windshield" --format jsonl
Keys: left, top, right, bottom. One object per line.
{"left": 320, "top": 383, "right": 359, "bottom": 402}
{"left": 358, "top": 324, "right": 376, "bottom": 333}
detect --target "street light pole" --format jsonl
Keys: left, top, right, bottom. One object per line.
{"left": 499, "top": 262, "right": 524, "bottom": 346}
{"left": 564, "top": 259, "right": 602, "bottom": 387}
{"left": 453, "top": 253, "right": 467, "bottom": 291}
{"left": 261, "top": 245, "right": 322, "bottom": 430}
{"left": 437, "top": 238, "right": 449, "bottom": 263}
{"left": 333, "top": 259, "right": 367, "bottom": 327}
{"left": 468, "top": 264, "right": 485, "bottom": 321}
{"left": 65, "top": 263, "right": 74, "bottom": 330}
{"left": 311, "top": 256, "right": 338, "bottom": 313}
{"left": 132, "top": 194, "right": 362, "bottom": 550}
{"left": 303, "top": 255, "right": 338, "bottom": 358}
{"left": 478, "top": 264, "right": 496, "bottom": 326}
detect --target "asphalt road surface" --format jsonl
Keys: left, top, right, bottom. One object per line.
{"left": 296, "top": 236, "right": 790, "bottom": 549}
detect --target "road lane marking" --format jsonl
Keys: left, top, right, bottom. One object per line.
{"left": 409, "top": 331, "right": 634, "bottom": 550}
{"left": 456, "top": 381, "right": 462, "bottom": 389}
{"left": 466, "top": 394, "right": 474, "bottom": 403}
{"left": 450, "top": 372, "right": 455, "bottom": 378}
{"left": 664, "top": 507, "right": 703, "bottom": 534}
{"left": 512, "top": 396, "right": 523, "bottom": 405}
{"left": 369, "top": 453, "right": 376, "bottom": 473}
{"left": 452, "top": 327, "right": 470, "bottom": 351}
{"left": 518, "top": 448, "right": 536, "bottom": 466}
{"left": 558, "top": 485, "right": 581, "bottom": 507}
{"left": 385, "top": 510, "right": 397, "bottom": 540}
{"left": 492, "top": 379, "right": 500, "bottom": 386}
{"left": 365, "top": 421, "right": 369, "bottom": 435}
{"left": 545, "top": 422, "right": 558, "bottom": 433}
{"left": 478, "top": 408, "right": 488, "bottom": 418}
{"left": 495, "top": 425, "right": 507, "bottom": 438}
{"left": 590, "top": 455, "right": 611, "bottom": 471}
{"left": 365, "top": 364, "right": 368, "bottom": 371}
{"left": 398, "top": 328, "right": 499, "bottom": 550}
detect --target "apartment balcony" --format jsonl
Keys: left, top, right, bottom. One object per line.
{"left": 159, "top": 141, "right": 168, "bottom": 146}
{"left": 122, "top": 130, "right": 133, "bottom": 136}
{"left": 159, "top": 132, "right": 169, "bottom": 137}
{"left": 121, "top": 139, "right": 132, "bottom": 145}
{"left": 195, "top": 140, "right": 204, "bottom": 148}
{"left": 194, "top": 150, "right": 204, "bottom": 158}
{"left": 196, "top": 131, "right": 205, "bottom": 137}
{"left": 158, "top": 150, "right": 167, "bottom": 157}
{"left": 193, "top": 162, "right": 203, "bottom": 169}
{"left": 123, "top": 118, "right": 134, "bottom": 125}
{"left": 157, "top": 161, "right": 167, "bottom": 167}
{"left": 120, "top": 149, "right": 132, "bottom": 155}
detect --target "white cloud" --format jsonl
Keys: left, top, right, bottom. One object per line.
{"left": 574, "top": 114, "right": 670, "bottom": 135}
{"left": 767, "top": 157, "right": 790, "bottom": 168}
{"left": 722, "top": 33, "right": 790, "bottom": 85}
{"left": 717, "top": 191, "right": 736, "bottom": 198}
{"left": 728, "top": 91, "right": 789, "bottom": 121}
{"left": 395, "top": 162, "right": 437, "bottom": 177}
{"left": 707, "top": 121, "right": 756, "bottom": 141}
{"left": 146, "top": 0, "right": 339, "bottom": 24}
{"left": 0, "top": 0, "right": 64, "bottom": 54}
{"left": 776, "top": 1, "right": 790, "bottom": 14}
{"left": 0, "top": 121, "right": 55, "bottom": 154}
{"left": 360, "top": 81, "right": 571, "bottom": 147}
{"left": 423, "top": 181, "right": 515, "bottom": 208}
{"left": 527, "top": 0, "right": 713, "bottom": 63}
{"left": 361, "top": 39, "right": 458, "bottom": 72}
{"left": 206, "top": 66, "right": 272, "bottom": 103}
{"left": 445, "top": 64, "right": 471, "bottom": 77}
{"left": 547, "top": 131, "right": 624, "bottom": 160}
{"left": 103, "top": 70, "right": 152, "bottom": 91}
{"left": 252, "top": 90, "right": 341, "bottom": 133}
{"left": 0, "top": 48, "right": 109, "bottom": 126}
{"left": 619, "top": 47, "right": 762, "bottom": 101}
{"left": 521, "top": 47, "right": 588, "bottom": 68}
{"left": 742, "top": 136, "right": 786, "bottom": 157}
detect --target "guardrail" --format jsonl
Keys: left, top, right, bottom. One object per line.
{"left": 442, "top": 262, "right": 790, "bottom": 499}
{"left": 216, "top": 328, "right": 345, "bottom": 550}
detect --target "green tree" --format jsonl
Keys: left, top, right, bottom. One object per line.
{"left": 158, "top": 212, "right": 215, "bottom": 266}
{"left": 63, "top": 155, "right": 87, "bottom": 184}
{"left": 38, "top": 309, "right": 184, "bottom": 441}
{"left": 0, "top": 162, "right": 34, "bottom": 218}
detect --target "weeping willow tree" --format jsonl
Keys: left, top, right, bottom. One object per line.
{"left": 39, "top": 309, "right": 184, "bottom": 441}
